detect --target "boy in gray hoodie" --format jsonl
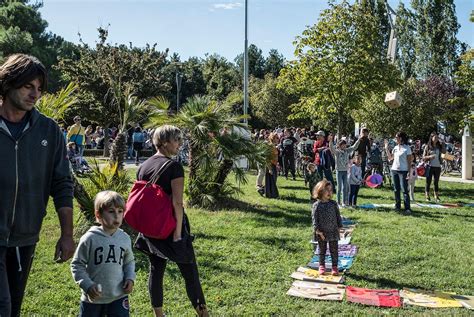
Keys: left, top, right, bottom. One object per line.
{"left": 71, "top": 191, "right": 136, "bottom": 316}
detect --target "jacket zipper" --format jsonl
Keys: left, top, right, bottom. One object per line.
{"left": 8, "top": 141, "right": 20, "bottom": 244}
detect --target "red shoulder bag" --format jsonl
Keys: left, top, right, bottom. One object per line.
{"left": 125, "top": 159, "right": 176, "bottom": 239}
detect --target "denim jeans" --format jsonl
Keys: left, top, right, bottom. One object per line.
{"left": 391, "top": 170, "right": 410, "bottom": 210}
{"left": 335, "top": 170, "right": 348, "bottom": 205}
{"left": 317, "top": 166, "right": 335, "bottom": 193}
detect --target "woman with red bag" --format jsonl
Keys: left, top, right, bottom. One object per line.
{"left": 134, "top": 125, "right": 208, "bottom": 317}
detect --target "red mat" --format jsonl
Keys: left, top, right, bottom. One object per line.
{"left": 346, "top": 286, "right": 401, "bottom": 307}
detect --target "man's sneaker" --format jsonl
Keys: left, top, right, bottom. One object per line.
{"left": 404, "top": 209, "right": 412, "bottom": 215}
{"left": 331, "top": 266, "right": 339, "bottom": 276}
{"left": 318, "top": 266, "right": 325, "bottom": 275}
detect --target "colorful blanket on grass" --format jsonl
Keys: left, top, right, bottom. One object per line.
{"left": 346, "top": 286, "right": 401, "bottom": 307}
{"left": 315, "top": 244, "right": 358, "bottom": 257}
{"left": 287, "top": 280, "right": 345, "bottom": 301}
{"left": 291, "top": 267, "right": 345, "bottom": 284}
{"left": 308, "top": 255, "right": 354, "bottom": 271}
{"left": 400, "top": 288, "right": 463, "bottom": 308}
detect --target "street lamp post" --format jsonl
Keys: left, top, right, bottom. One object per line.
{"left": 243, "top": 0, "right": 249, "bottom": 124}
{"left": 176, "top": 72, "right": 183, "bottom": 113}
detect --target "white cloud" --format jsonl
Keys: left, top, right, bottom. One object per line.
{"left": 213, "top": 2, "right": 243, "bottom": 10}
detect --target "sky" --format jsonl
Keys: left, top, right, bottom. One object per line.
{"left": 40, "top": 0, "right": 474, "bottom": 62}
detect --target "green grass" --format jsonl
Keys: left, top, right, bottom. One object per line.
{"left": 22, "top": 171, "right": 474, "bottom": 316}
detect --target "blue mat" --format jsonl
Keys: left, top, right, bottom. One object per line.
{"left": 308, "top": 255, "right": 354, "bottom": 271}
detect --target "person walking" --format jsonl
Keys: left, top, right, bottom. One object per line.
{"left": 134, "top": 125, "right": 208, "bottom": 317}
{"left": 0, "top": 54, "right": 75, "bottom": 316}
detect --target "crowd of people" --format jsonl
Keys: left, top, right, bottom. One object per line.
{"left": 251, "top": 125, "right": 460, "bottom": 213}
{"left": 0, "top": 53, "right": 466, "bottom": 316}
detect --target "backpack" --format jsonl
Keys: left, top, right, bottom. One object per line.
{"left": 125, "top": 159, "right": 176, "bottom": 239}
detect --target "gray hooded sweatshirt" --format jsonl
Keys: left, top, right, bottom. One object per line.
{"left": 71, "top": 226, "right": 136, "bottom": 304}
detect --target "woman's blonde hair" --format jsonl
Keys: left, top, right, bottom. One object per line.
{"left": 152, "top": 125, "right": 182, "bottom": 148}
{"left": 94, "top": 190, "right": 125, "bottom": 215}
{"left": 268, "top": 132, "right": 279, "bottom": 143}
{"left": 313, "top": 179, "right": 332, "bottom": 200}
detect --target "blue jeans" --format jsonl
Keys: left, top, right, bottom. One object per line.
{"left": 349, "top": 184, "right": 360, "bottom": 206}
{"left": 336, "top": 171, "right": 349, "bottom": 205}
{"left": 391, "top": 170, "right": 410, "bottom": 210}
{"left": 79, "top": 296, "right": 130, "bottom": 317}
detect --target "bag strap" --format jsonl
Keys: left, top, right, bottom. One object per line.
{"left": 148, "top": 158, "right": 174, "bottom": 185}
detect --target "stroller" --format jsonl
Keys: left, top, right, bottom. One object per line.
{"left": 67, "top": 142, "right": 92, "bottom": 176}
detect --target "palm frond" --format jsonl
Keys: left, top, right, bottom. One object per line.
{"left": 36, "top": 82, "right": 78, "bottom": 122}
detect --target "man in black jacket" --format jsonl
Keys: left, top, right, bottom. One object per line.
{"left": 0, "top": 54, "right": 75, "bottom": 316}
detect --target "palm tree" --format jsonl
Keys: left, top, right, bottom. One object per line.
{"left": 148, "top": 95, "right": 268, "bottom": 208}
{"left": 108, "top": 83, "right": 152, "bottom": 170}
{"left": 35, "top": 82, "right": 78, "bottom": 122}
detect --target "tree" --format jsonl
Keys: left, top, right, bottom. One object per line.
{"left": 57, "top": 27, "right": 170, "bottom": 155}
{"left": 202, "top": 54, "right": 240, "bottom": 100}
{"left": 235, "top": 44, "right": 266, "bottom": 79}
{"left": 279, "top": 1, "right": 399, "bottom": 136}
{"left": 147, "top": 96, "right": 267, "bottom": 209}
{"left": 0, "top": 0, "right": 70, "bottom": 90}
{"left": 264, "top": 49, "right": 285, "bottom": 78}
{"left": 396, "top": 0, "right": 460, "bottom": 79}
{"left": 249, "top": 74, "right": 298, "bottom": 128}
{"left": 395, "top": 3, "right": 417, "bottom": 79}
{"left": 451, "top": 48, "right": 474, "bottom": 131}
{"left": 355, "top": 76, "right": 462, "bottom": 139}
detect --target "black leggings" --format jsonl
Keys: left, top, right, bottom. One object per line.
{"left": 148, "top": 255, "right": 206, "bottom": 309}
{"left": 317, "top": 239, "right": 338, "bottom": 267}
{"left": 425, "top": 166, "right": 441, "bottom": 193}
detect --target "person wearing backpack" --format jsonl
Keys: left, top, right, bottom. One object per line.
{"left": 133, "top": 125, "right": 208, "bottom": 317}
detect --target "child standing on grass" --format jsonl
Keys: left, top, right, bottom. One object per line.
{"left": 348, "top": 155, "right": 363, "bottom": 207}
{"left": 306, "top": 163, "right": 322, "bottom": 203}
{"left": 71, "top": 191, "right": 136, "bottom": 317}
{"left": 312, "top": 180, "right": 343, "bottom": 276}
{"left": 328, "top": 134, "right": 361, "bottom": 207}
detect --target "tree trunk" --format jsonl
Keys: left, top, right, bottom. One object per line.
{"left": 337, "top": 106, "right": 343, "bottom": 139}
{"left": 109, "top": 132, "right": 127, "bottom": 170}
{"left": 103, "top": 126, "right": 111, "bottom": 158}
{"left": 213, "top": 159, "right": 234, "bottom": 190}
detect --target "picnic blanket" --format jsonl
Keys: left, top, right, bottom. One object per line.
{"left": 400, "top": 288, "right": 463, "bottom": 308}
{"left": 287, "top": 280, "right": 345, "bottom": 301}
{"left": 346, "top": 286, "right": 401, "bottom": 307}
{"left": 452, "top": 295, "right": 474, "bottom": 309}
{"left": 308, "top": 255, "right": 354, "bottom": 271}
{"left": 310, "top": 236, "right": 351, "bottom": 246}
{"left": 291, "top": 267, "right": 345, "bottom": 284}
{"left": 315, "top": 244, "right": 358, "bottom": 257}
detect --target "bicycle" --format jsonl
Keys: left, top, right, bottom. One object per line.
{"left": 295, "top": 150, "right": 313, "bottom": 182}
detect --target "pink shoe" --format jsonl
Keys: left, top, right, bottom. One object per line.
{"left": 318, "top": 265, "right": 325, "bottom": 275}
{"left": 331, "top": 266, "right": 339, "bottom": 276}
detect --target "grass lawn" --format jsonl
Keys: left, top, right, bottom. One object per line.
{"left": 22, "top": 171, "right": 474, "bottom": 316}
